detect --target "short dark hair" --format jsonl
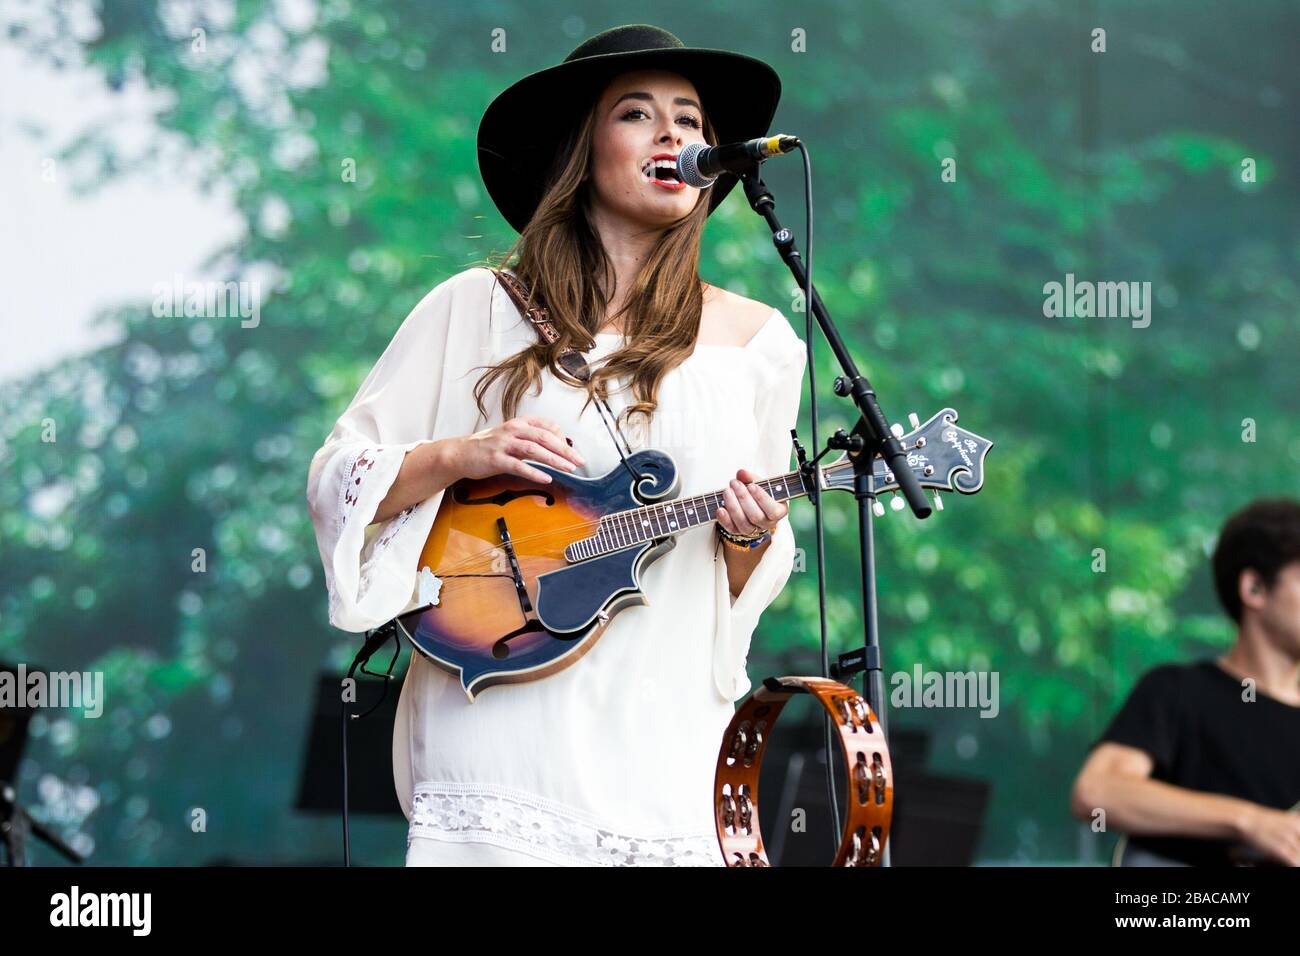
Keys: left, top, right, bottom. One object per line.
{"left": 1212, "top": 498, "right": 1300, "bottom": 623}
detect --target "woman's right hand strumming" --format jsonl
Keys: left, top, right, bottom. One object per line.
{"left": 372, "top": 417, "right": 585, "bottom": 524}
{"left": 453, "top": 416, "right": 586, "bottom": 483}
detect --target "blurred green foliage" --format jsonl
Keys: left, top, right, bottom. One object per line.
{"left": 2, "top": 0, "right": 1296, "bottom": 864}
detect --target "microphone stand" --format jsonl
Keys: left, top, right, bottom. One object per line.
{"left": 736, "top": 162, "right": 933, "bottom": 868}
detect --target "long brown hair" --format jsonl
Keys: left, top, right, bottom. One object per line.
{"left": 470, "top": 84, "right": 721, "bottom": 440}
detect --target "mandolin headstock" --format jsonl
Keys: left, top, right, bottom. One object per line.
{"left": 817, "top": 407, "right": 993, "bottom": 512}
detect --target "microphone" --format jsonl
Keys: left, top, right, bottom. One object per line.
{"left": 677, "top": 135, "right": 801, "bottom": 188}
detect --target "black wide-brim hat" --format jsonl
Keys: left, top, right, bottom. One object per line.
{"left": 478, "top": 24, "right": 782, "bottom": 234}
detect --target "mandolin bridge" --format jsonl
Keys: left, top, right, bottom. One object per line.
{"left": 496, "top": 516, "right": 533, "bottom": 615}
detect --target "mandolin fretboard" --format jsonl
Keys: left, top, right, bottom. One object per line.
{"left": 568, "top": 467, "right": 811, "bottom": 560}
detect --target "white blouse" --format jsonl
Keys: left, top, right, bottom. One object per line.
{"left": 306, "top": 266, "right": 807, "bottom": 866}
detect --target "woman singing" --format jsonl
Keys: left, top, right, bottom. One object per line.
{"left": 306, "top": 24, "right": 806, "bottom": 866}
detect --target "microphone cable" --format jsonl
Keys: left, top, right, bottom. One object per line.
{"left": 786, "top": 143, "right": 843, "bottom": 854}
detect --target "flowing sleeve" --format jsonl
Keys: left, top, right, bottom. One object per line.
{"left": 712, "top": 313, "right": 808, "bottom": 702}
{"left": 305, "top": 267, "right": 497, "bottom": 633}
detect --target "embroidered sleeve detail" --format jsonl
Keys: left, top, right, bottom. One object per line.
{"left": 407, "top": 782, "right": 722, "bottom": 867}
{"left": 372, "top": 504, "right": 416, "bottom": 556}
{"left": 338, "top": 448, "right": 378, "bottom": 539}
{"left": 356, "top": 503, "right": 418, "bottom": 603}
{"left": 315, "top": 440, "right": 436, "bottom": 630}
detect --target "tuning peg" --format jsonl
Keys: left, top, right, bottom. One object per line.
{"left": 908, "top": 412, "right": 920, "bottom": 429}
{"left": 890, "top": 422, "right": 904, "bottom": 438}
{"left": 890, "top": 493, "right": 905, "bottom": 511}
{"left": 872, "top": 499, "right": 886, "bottom": 517}
{"left": 933, "top": 491, "right": 944, "bottom": 511}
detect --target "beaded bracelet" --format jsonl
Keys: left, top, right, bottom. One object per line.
{"left": 718, "top": 524, "right": 773, "bottom": 551}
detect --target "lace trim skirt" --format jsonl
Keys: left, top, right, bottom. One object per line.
{"left": 407, "top": 781, "right": 723, "bottom": 867}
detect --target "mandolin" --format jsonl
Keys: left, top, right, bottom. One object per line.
{"left": 392, "top": 407, "right": 993, "bottom": 700}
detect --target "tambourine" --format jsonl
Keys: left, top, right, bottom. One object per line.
{"left": 714, "top": 675, "right": 893, "bottom": 867}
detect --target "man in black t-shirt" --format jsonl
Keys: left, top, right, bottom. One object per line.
{"left": 1069, "top": 498, "right": 1300, "bottom": 866}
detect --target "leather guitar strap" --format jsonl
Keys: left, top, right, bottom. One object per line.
{"left": 491, "top": 269, "right": 639, "bottom": 473}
